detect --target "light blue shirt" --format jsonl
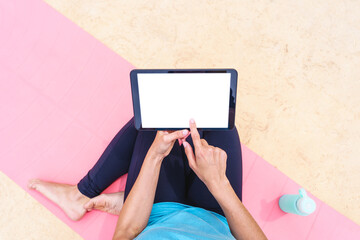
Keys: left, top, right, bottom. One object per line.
{"left": 135, "top": 202, "right": 235, "bottom": 240}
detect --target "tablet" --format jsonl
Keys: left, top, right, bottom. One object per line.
{"left": 130, "top": 69, "right": 237, "bottom": 130}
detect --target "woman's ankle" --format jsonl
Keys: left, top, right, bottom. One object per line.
{"left": 71, "top": 185, "right": 90, "bottom": 202}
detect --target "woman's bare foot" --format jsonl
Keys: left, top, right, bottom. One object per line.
{"left": 84, "top": 192, "right": 124, "bottom": 215}
{"left": 28, "top": 179, "right": 90, "bottom": 221}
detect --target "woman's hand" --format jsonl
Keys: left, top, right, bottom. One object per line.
{"left": 113, "top": 128, "right": 189, "bottom": 239}
{"left": 183, "top": 119, "right": 268, "bottom": 240}
{"left": 183, "top": 119, "right": 229, "bottom": 191}
{"left": 148, "top": 129, "right": 189, "bottom": 160}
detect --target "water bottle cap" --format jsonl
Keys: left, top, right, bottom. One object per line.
{"left": 297, "top": 189, "right": 316, "bottom": 215}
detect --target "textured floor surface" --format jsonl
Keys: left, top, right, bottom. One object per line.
{"left": 0, "top": 0, "right": 359, "bottom": 239}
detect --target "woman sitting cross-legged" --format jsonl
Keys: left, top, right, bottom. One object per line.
{"left": 28, "top": 118, "right": 267, "bottom": 239}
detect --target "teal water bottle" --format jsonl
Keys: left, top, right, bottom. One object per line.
{"left": 279, "top": 188, "right": 316, "bottom": 216}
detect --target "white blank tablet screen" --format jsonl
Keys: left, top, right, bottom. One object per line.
{"left": 137, "top": 73, "right": 231, "bottom": 128}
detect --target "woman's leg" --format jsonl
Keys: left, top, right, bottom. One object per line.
{"left": 185, "top": 127, "right": 243, "bottom": 216}
{"left": 78, "top": 117, "right": 138, "bottom": 198}
{"left": 85, "top": 130, "right": 193, "bottom": 214}
{"left": 28, "top": 117, "right": 139, "bottom": 220}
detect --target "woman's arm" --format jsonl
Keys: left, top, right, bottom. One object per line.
{"left": 209, "top": 178, "right": 267, "bottom": 240}
{"left": 113, "top": 130, "right": 189, "bottom": 240}
{"left": 112, "top": 151, "right": 162, "bottom": 240}
{"left": 183, "top": 119, "right": 267, "bottom": 240}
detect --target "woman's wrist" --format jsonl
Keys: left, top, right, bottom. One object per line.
{"left": 207, "top": 176, "right": 231, "bottom": 197}
{"left": 145, "top": 150, "right": 165, "bottom": 165}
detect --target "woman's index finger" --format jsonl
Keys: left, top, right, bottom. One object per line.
{"left": 189, "top": 119, "right": 202, "bottom": 148}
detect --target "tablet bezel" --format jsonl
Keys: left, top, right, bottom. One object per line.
{"left": 130, "top": 69, "right": 237, "bottom": 131}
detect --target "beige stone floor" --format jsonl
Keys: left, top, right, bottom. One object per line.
{"left": 1, "top": 0, "right": 360, "bottom": 238}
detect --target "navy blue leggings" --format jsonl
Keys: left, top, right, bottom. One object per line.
{"left": 78, "top": 117, "right": 242, "bottom": 216}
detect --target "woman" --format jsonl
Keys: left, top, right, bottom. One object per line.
{"left": 29, "top": 118, "right": 267, "bottom": 239}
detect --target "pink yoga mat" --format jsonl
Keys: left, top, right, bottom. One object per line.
{"left": 0, "top": 0, "right": 359, "bottom": 239}
{"left": 0, "top": 0, "right": 132, "bottom": 239}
